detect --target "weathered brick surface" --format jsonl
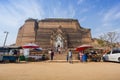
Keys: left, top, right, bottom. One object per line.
{"left": 16, "top": 18, "right": 92, "bottom": 48}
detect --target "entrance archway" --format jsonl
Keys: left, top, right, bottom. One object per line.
{"left": 55, "top": 35, "right": 63, "bottom": 48}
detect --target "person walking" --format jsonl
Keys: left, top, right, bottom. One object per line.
{"left": 50, "top": 50, "right": 54, "bottom": 60}
{"left": 58, "top": 47, "right": 61, "bottom": 54}
{"left": 79, "top": 51, "right": 83, "bottom": 62}
{"left": 66, "top": 52, "right": 68, "bottom": 62}
{"left": 68, "top": 50, "right": 72, "bottom": 63}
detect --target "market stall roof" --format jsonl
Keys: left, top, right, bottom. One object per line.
{"left": 76, "top": 44, "right": 93, "bottom": 51}
{"left": 7, "top": 46, "right": 22, "bottom": 49}
{"left": 0, "top": 47, "right": 10, "bottom": 53}
{"left": 0, "top": 46, "right": 22, "bottom": 53}
{"left": 22, "top": 43, "right": 39, "bottom": 48}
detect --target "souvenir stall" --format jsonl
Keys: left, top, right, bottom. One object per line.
{"left": 22, "top": 43, "right": 43, "bottom": 61}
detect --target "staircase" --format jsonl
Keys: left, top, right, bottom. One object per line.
{"left": 52, "top": 50, "right": 79, "bottom": 60}
{"left": 54, "top": 53, "right": 67, "bottom": 60}
{"left": 46, "top": 49, "right": 80, "bottom": 63}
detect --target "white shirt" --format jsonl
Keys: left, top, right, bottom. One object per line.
{"left": 48, "top": 50, "right": 51, "bottom": 54}
{"left": 68, "top": 51, "right": 72, "bottom": 57}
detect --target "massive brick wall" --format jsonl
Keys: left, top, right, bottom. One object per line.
{"left": 16, "top": 19, "right": 37, "bottom": 46}
{"left": 16, "top": 18, "right": 92, "bottom": 48}
{"left": 38, "top": 19, "right": 78, "bottom": 29}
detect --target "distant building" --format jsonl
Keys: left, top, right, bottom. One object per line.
{"left": 16, "top": 18, "right": 92, "bottom": 49}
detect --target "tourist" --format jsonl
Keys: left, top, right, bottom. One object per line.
{"left": 48, "top": 49, "right": 51, "bottom": 54}
{"left": 68, "top": 50, "right": 72, "bottom": 63}
{"left": 16, "top": 50, "right": 20, "bottom": 62}
{"left": 79, "top": 51, "right": 83, "bottom": 62}
{"left": 13, "top": 50, "right": 20, "bottom": 62}
{"left": 66, "top": 52, "right": 68, "bottom": 62}
{"left": 58, "top": 47, "right": 61, "bottom": 54}
{"left": 50, "top": 50, "right": 54, "bottom": 60}
{"left": 13, "top": 50, "right": 17, "bottom": 55}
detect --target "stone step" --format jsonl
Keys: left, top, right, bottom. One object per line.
{"left": 51, "top": 53, "right": 79, "bottom": 60}
{"left": 53, "top": 53, "right": 67, "bottom": 60}
{"left": 46, "top": 60, "right": 80, "bottom": 63}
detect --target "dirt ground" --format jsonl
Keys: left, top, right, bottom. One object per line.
{"left": 0, "top": 62, "right": 120, "bottom": 80}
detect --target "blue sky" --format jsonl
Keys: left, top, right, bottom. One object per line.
{"left": 0, "top": 0, "right": 120, "bottom": 46}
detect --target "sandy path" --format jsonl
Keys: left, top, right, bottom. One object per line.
{"left": 0, "top": 62, "right": 120, "bottom": 80}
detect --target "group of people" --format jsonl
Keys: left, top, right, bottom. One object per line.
{"left": 67, "top": 50, "right": 88, "bottom": 63}
{"left": 11, "top": 49, "right": 20, "bottom": 62}
{"left": 78, "top": 51, "right": 88, "bottom": 62}
{"left": 48, "top": 49, "right": 89, "bottom": 63}
{"left": 48, "top": 49, "right": 73, "bottom": 63}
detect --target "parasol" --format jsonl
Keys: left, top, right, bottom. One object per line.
{"left": 76, "top": 44, "right": 93, "bottom": 51}
{"left": 22, "top": 43, "right": 39, "bottom": 48}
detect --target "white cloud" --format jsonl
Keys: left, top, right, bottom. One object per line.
{"left": 0, "top": 0, "right": 77, "bottom": 46}
{"left": 53, "top": 4, "right": 76, "bottom": 18}
{"left": 79, "top": 17, "right": 86, "bottom": 23}
{"left": 94, "top": 4, "right": 120, "bottom": 39}
{"left": 0, "top": 0, "right": 120, "bottom": 46}
{"left": 0, "top": 0, "right": 44, "bottom": 46}
{"left": 78, "top": 8, "right": 89, "bottom": 15}
{"left": 103, "top": 4, "right": 120, "bottom": 23}
{"left": 77, "top": 0, "right": 84, "bottom": 5}
{"left": 9, "top": 0, "right": 44, "bottom": 19}
{"left": 115, "top": 12, "right": 120, "bottom": 19}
